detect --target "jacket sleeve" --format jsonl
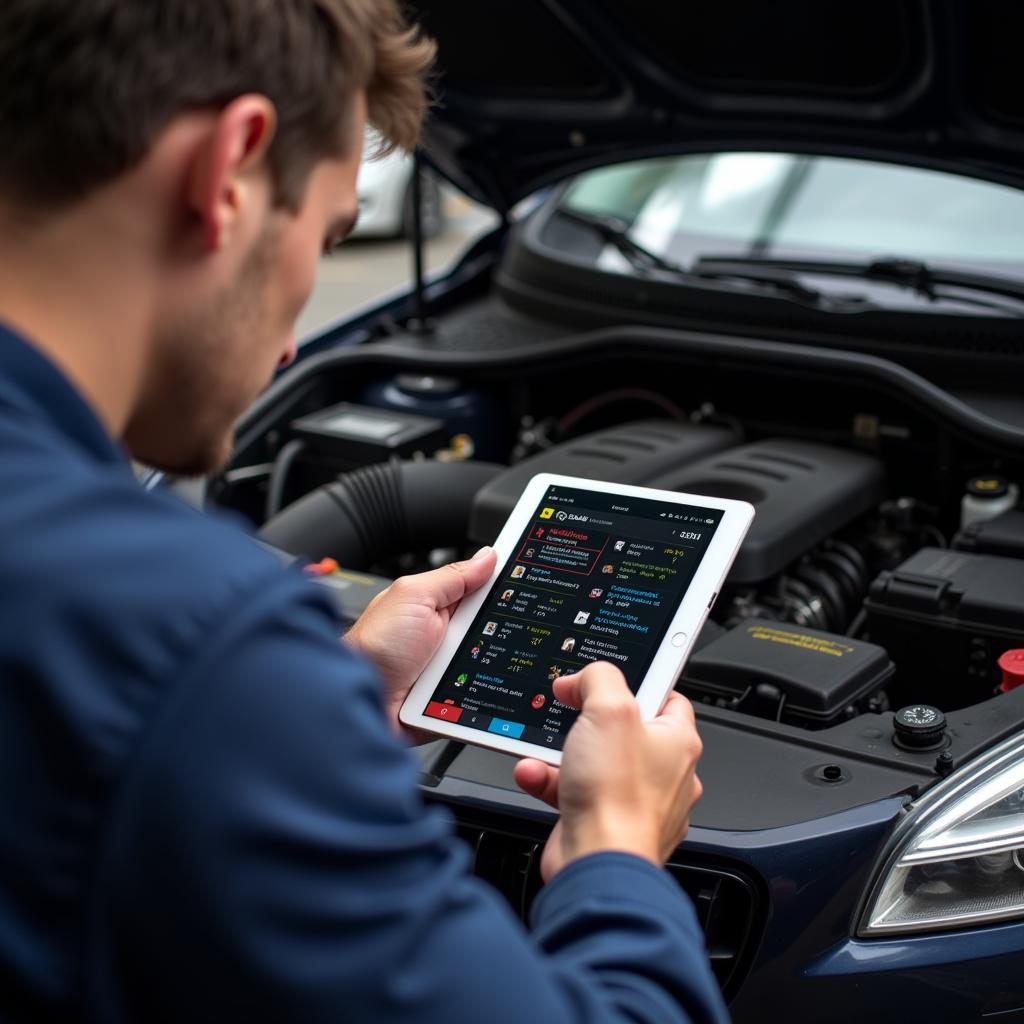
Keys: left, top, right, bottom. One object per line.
{"left": 89, "top": 572, "right": 730, "bottom": 1024}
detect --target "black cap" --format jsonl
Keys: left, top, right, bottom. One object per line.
{"left": 893, "top": 704, "right": 947, "bottom": 750}
{"left": 967, "top": 475, "right": 1010, "bottom": 499}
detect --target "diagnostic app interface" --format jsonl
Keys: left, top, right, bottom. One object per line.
{"left": 425, "top": 486, "right": 723, "bottom": 751}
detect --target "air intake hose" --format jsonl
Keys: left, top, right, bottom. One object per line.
{"left": 259, "top": 459, "right": 503, "bottom": 569}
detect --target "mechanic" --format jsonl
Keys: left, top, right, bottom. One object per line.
{"left": 0, "top": 3, "right": 727, "bottom": 1022}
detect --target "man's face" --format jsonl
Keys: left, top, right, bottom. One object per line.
{"left": 126, "top": 103, "right": 365, "bottom": 476}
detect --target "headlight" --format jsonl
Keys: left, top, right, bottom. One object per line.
{"left": 859, "top": 731, "right": 1024, "bottom": 935}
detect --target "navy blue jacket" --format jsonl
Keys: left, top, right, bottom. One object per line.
{"left": 0, "top": 323, "right": 729, "bottom": 1024}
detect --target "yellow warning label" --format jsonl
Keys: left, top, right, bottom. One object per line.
{"left": 334, "top": 570, "right": 381, "bottom": 586}
{"left": 746, "top": 625, "right": 855, "bottom": 658}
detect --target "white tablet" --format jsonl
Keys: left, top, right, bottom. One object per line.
{"left": 400, "top": 473, "right": 754, "bottom": 765}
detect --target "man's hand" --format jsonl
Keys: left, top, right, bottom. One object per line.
{"left": 345, "top": 547, "right": 497, "bottom": 740}
{"left": 513, "top": 662, "right": 703, "bottom": 881}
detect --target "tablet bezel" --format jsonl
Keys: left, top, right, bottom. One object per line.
{"left": 398, "top": 473, "right": 754, "bottom": 765}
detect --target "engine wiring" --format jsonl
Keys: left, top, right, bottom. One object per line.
{"left": 557, "top": 388, "right": 688, "bottom": 436}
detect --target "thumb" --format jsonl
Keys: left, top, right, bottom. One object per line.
{"left": 459, "top": 545, "right": 498, "bottom": 590}
{"left": 552, "top": 662, "right": 630, "bottom": 710}
{"left": 551, "top": 672, "right": 583, "bottom": 709}
{"left": 575, "top": 661, "right": 632, "bottom": 706}
{"left": 427, "top": 546, "right": 497, "bottom": 609}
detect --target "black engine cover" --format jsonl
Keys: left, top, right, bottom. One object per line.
{"left": 472, "top": 427, "right": 885, "bottom": 584}
{"left": 468, "top": 419, "right": 737, "bottom": 543}
{"left": 647, "top": 439, "right": 885, "bottom": 583}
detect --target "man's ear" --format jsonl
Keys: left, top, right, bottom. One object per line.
{"left": 187, "top": 95, "right": 278, "bottom": 252}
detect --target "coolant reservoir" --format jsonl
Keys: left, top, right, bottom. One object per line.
{"left": 961, "top": 475, "right": 1019, "bottom": 529}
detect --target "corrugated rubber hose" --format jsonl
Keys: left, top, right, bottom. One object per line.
{"left": 259, "top": 458, "right": 503, "bottom": 569}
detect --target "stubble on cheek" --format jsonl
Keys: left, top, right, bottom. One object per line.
{"left": 125, "top": 226, "right": 283, "bottom": 476}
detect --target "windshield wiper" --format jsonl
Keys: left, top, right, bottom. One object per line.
{"left": 556, "top": 207, "right": 686, "bottom": 274}
{"left": 556, "top": 207, "right": 870, "bottom": 310}
{"left": 692, "top": 255, "right": 1024, "bottom": 313}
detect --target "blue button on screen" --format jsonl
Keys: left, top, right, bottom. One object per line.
{"left": 488, "top": 717, "right": 525, "bottom": 739}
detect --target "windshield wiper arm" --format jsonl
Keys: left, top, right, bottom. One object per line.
{"left": 556, "top": 207, "right": 686, "bottom": 274}
{"left": 556, "top": 207, "right": 870, "bottom": 310}
{"left": 692, "top": 254, "right": 1024, "bottom": 307}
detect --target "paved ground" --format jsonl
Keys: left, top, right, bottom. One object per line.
{"left": 295, "top": 194, "right": 498, "bottom": 340}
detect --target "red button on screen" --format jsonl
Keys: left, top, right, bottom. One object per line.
{"left": 425, "top": 701, "right": 463, "bottom": 723}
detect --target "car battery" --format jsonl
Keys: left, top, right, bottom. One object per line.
{"left": 954, "top": 508, "right": 1024, "bottom": 560}
{"left": 865, "top": 547, "right": 1024, "bottom": 703}
{"left": 290, "top": 402, "right": 447, "bottom": 472}
{"left": 679, "top": 618, "right": 894, "bottom": 728}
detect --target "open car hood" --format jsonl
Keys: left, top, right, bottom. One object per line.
{"left": 409, "top": 0, "right": 1024, "bottom": 213}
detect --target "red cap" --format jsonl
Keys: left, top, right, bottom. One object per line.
{"left": 999, "top": 649, "right": 1024, "bottom": 692}
{"left": 303, "top": 557, "right": 339, "bottom": 577}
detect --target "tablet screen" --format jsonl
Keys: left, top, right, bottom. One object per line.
{"left": 423, "top": 484, "right": 724, "bottom": 752}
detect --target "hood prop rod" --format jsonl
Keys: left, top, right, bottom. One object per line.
{"left": 408, "top": 151, "right": 435, "bottom": 337}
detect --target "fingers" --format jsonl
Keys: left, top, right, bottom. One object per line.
{"left": 656, "top": 691, "right": 696, "bottom": 728}
{"left": 651, "top": 694, "right": 701, "bottom": 762}
{"left": 513, "top": 758, "right": 560, "bottom": 808}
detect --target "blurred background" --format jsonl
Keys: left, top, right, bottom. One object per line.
{"left": 295, "top": 147, "right": 498, "bottom": 340}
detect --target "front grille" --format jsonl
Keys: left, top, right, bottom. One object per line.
{"left": 451, "top": 814, "right": 763, "bottom": 1000}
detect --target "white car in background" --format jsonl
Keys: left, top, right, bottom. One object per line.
{"left": 351, "top": 131, "right": 444, "bottom": 240}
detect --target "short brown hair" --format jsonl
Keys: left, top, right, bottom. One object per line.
{"left": 0, "top": 0, "right": 435, "bottom": 210}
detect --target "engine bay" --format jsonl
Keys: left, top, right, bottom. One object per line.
{"left": 214, "top": 315, "right": 1024, "bottom": 813}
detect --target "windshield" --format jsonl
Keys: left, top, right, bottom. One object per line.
{"left": 556, "top": 154, "right": 1024, "bottom": 279}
